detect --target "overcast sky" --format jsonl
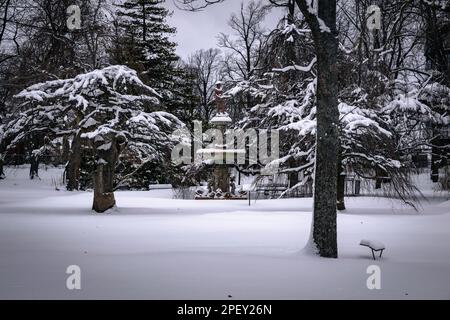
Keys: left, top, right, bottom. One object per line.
{"left": 164, "top": 0, "right": 283, "bottom": 59}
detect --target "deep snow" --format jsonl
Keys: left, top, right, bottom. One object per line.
{"left": 0, "top": 166, "right": 449, "bottom": 299}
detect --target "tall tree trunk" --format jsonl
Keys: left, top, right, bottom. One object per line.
{"left": 66, "top": 132, "right": 82, "bottom": 190}
{"left": 337, "top": 153, "right": 346, "bottom": 211}
{"left": 296, "top": 0, "right": 339, "bottom": 258}
{"left": 423, "top": 3, "right": 449, "bottom": 85}
{"left": 423, "top": 3, "right": 448, "bottom": 182}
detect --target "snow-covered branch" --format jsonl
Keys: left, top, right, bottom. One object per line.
{"left": 272, "top": 57, "right": 317, "bottom": 73}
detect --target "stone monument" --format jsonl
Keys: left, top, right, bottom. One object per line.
{"left": 196, "top": 81, "right": 247, "bottom": 199}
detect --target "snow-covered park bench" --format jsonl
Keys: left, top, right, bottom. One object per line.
{"left": 360, "top": 240, "right": 385, "bottom": 260}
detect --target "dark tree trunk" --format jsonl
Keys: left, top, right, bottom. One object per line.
{"left": 431, "top": 147, "right": 440, "bottom": 183}
{"left": 423, "top": 3, "right": 449, "bottom": 85}
{"left": 289, "top": 171, "right": 299, "bottom": 188}
{"left": 0, "top": 155, "right": 4, "bottom": 179}
{"left": 92, "top": 133, "right": 126, "bottom": 213}
{"left": 278, "top": 0, "right": 297, "bottom": 94}
{"left": 375, "top": 180, "right": 382, "bottom": 189}
{"left": 375, "top": 167, "right": 383, "bottom": 189}
{"left": 93, "top": 163, "right": 116, "bottom": 213}
{"left": 296, "top": 0, "right": 339, "bottom": 258}
{"left": 337, "top": 154, "right": 346, "bottom": 211}
{"left": 423, "top": 2, "right": 448, "bottom": 182}
{"left": 29, "top": 154, "right": 39, "bottom": 179}
{"left": 66, "top": 133, "right": 82, "bottom": 190}
{"left": 288, "top": 158, "right": 299, "bottom": 193}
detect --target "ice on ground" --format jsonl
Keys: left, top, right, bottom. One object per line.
{"left": 0, "top": 166, "right": 449, "bottom": 299}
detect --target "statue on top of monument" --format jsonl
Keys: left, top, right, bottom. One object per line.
{"left": 215, "top": 81, "right": 226, "bottom": 114}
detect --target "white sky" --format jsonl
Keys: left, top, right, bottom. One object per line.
{"left": 164, "top": 0, "right": 283, "bottom": 59}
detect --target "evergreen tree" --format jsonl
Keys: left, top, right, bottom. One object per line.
{"left": 2, "top": 65, "right": 184, "bottom": 193}
{"left": 168, "top": 62, "right": 200, "bottom": 129}
{"left": 113, "top": 0, "right": 178, "bottom": 94}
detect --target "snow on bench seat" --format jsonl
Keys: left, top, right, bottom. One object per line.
{"left": 360, "top": 239, "right": 386, "bottom": 260}
{"left": 360, "top": 240, "right": 385, "bottom": 251}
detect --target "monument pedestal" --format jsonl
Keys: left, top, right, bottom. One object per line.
{"left": 213, "top": 164, "right": 230, "bottom": 193}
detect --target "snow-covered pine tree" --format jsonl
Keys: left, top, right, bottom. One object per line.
{"left": 113, "top": 0, "right": 178, "bottom": 95}
{"left": 1, "top": 65, "right": 184, "bottom": 210}
{"left": 168, "top": 61, "right": 200, "bottom": 129}
{"left": 385, "top": 80, "right": 450, "bottom": 186}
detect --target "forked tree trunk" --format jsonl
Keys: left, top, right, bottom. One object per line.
{"left": 296, "top": 0, "right": 339, "bottom": 258}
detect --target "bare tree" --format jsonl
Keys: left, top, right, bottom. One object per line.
{"left": 188, "top": 48, "right": 221, "bottom": 122}
{"left": 0, "top": 0, "right": 11, "bottom": 48}
{"left": 217, "top": 0, "right": 268, "bottom": 81}
{"left": 79, "top": 0, "right": 111, "bottom": 70}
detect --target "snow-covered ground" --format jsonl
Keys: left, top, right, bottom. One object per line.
{"left": 0, "top": 166, "right": 449, "bottom": 299}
